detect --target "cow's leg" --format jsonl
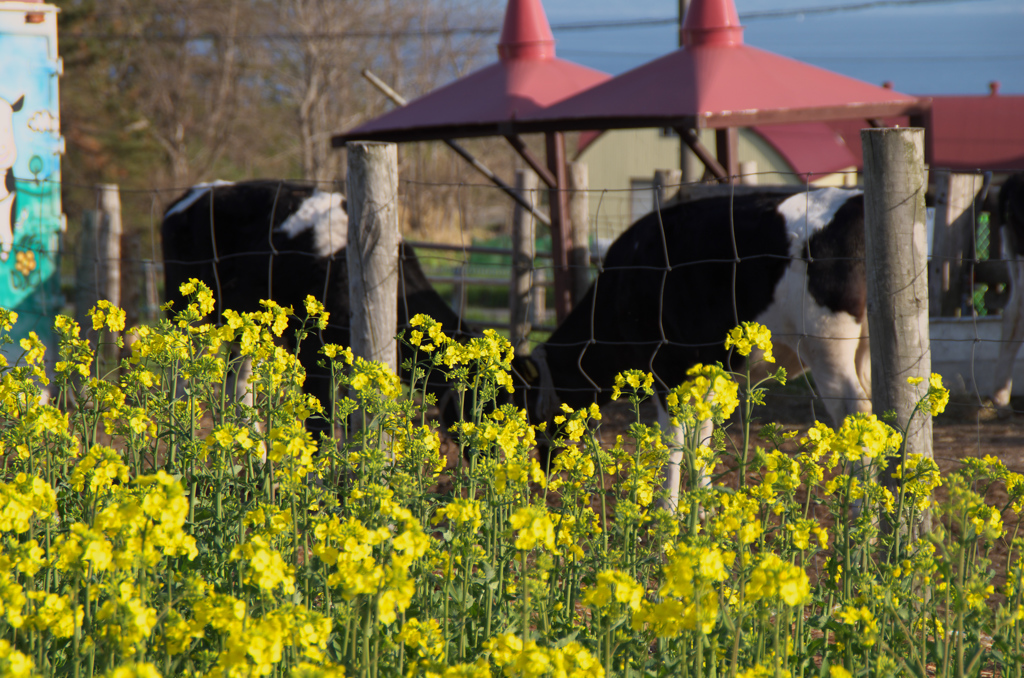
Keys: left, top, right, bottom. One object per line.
{"left": 991, "top": 258, "right": 1024, "bottom": 412}
{"left": 656, "top": 399, "right": 712, "bottom": 511}
{"left": 780, "top": 311, "right": 871, "bottom": 428}
{"left": 656, "top": 399, "right": 684, "bottom": 510}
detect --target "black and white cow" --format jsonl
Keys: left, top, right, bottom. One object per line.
{"left": 989, "top": 173, "right": 1024, "bottom": 413}
{"left": 513, "top": 187, "right": 871, "bottom": 502}
{"left": 161, "top": 179, "right": 473, "bottom": 433}
{"left": 0, "top": 95, "right": 25, "bottom": 262}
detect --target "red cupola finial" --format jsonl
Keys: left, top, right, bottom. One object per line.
{"left": 498, "top": 0, "right": 556, "bottom": 61}
{"left": 681, "top": 0, "right": 744, "bottom": 47}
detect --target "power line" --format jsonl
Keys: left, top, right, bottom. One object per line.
{"left": 62, "top": 0, "right": 990, "bottom": 42}
{"left": 559, "top": 48, "right": 1024, "bottom": 62}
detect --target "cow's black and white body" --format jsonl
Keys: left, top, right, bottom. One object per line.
{"left": 514, "top": 188, "right": 871, "bottom": 503}
{"left": 0, "top": 95, "right": 25, "bottom": 262}
{"left": 990, "top": 173, "right": 1024, "bottom": 412}
{"left": 161, "top": 179, "right": 472, "bottom": 432}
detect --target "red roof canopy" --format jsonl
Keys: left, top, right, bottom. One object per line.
{"left": 513, "top": 0, "right": 929, "bottom": 133}
{"left": 754, "top": 123, "right": 858, "bottom": 176}
{"left": 828, "top": 94, "right": 1024, "bottom": 172}
{"left": 333, "top": 0, "right": 610, "bottom": 144}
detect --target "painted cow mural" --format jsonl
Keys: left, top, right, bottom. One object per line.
{"left": 0, "top": 94, "right": 24, "bottom": 262}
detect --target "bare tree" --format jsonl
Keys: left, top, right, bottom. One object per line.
{"left": 61, "top": 0, "right": 499, "bottom": 204}
{"left": 102, "top": 0, "right": 260, "bottom": 189}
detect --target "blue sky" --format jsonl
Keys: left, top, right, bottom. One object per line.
{"left": 539, "top": 0, "right": 1024, "bottom": 94}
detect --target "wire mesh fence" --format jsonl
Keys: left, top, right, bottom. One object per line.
{"left": 13, "top": 164, "right": 1024, "bottom": 469}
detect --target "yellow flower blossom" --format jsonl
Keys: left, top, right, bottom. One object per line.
{"left": 725, "top": 321, "right": 775, "bottom": 363}
{"left": 509, "top": 506, "right": 557, "bottom": 552}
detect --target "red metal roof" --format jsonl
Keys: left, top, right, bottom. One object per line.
{"left": 828, "top": 94, "right": 1024, "bottom": 172}
{"left": 513, "top": 0, "right": 928, "bottom": 133}
{"left": 753, "top": 123, "right": 858, "bottom": 176}
{"left": 334, "top": 0, "right": 610, "bottom": 144}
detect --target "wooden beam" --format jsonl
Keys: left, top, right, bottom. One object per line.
{"left": 504, "top": 134, "right": 558, "bottom": 188}
{"left": 677, "top": 128, "right": 728, "bottom": 181}
{"left": 360, "top": 70, "right": 550, "bottom": 226}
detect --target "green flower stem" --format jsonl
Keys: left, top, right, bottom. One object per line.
{"left": 740, "top": 364, "right": 753, "bottom": 488}
{"left": 361, "top": 596, "right": 373, "bottom": 678}
{"left": 521, "top": 550, "right": 530, "bottom": 641}
{"left": 604, "top": 614, "right": 612, "bottom": 678}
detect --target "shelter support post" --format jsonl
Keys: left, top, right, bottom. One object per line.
{"left": 716, "top": 128, "right": 739, "bottom": 184}
{"left": 930, "top": 172, "right": 988, "bottom": 317}
{"left": 545, "top": 131, "right": 573, "bottom": 322}
{"left": 861, "top": 127, "right": 933, "bottom": 531}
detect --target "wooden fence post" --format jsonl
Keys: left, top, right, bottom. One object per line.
{"left": 452, "top": 265, "right": 467, "bottom": 319}
{"left": 930, "top": 171, "right": 986, "bottom": 317}
{"left": 531, "top": 268, "right": 547, "bottom": 328}
{"left": 98, "top": 184, "right": 122, "bottom": 310}
{"left": 346, "top": 142, "right": 399, "bottom": 374}
{"left": 75, "top": 184, "right": 122, "bottom": 358}
{"left": 510, "top": 169, "right": 538, "bottom": 354}
{"left": 144, "top": 259, "right": 160, "bottom": 322}
{"left": 121, "top": 235, "right": 141, "bottom": 356}
{"left": 568, "top": 162, "right": 590, "bottom": 306}
{"left": 739, "top": 161, "right": 758, "bottom": 186}
{"left": 653, "top": 169, "right": 683, "bottom": 208}
{"left": 74, "top": 210, "right": 99, "bottom": 336}
{"left": 861, "top": 128, "right": 933, "bottom": 516}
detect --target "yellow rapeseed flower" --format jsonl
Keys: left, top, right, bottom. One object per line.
{"left": 745, "top": 553, "right": 811, "bottom": 606}
{"left": 583, "top": 569, "right": 645, "bottom": 612}
{"left": 724, "top": 321, "right": 775, "bottom": 363}
{"left": 509, "top": 506, "right": 557, "bottom": 553}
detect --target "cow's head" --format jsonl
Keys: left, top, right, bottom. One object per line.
{"left": 0, "top": 95, "right": 25, "bottom": 171}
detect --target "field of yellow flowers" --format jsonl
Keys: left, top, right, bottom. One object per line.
{"left": 0, "top": 279, "right": 1022, "bottom": 678}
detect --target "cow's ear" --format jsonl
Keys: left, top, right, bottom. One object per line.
{"left": 341, "top": 199, "right": 347, "bottom": 212}
{"left": 11, "top": 95, "right": 24, "bottom": 112}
